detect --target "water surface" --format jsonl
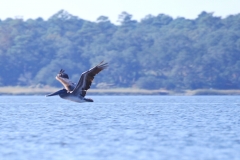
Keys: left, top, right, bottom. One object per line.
{"left": 0, "top": 96, "right": 240, "bottom": 160}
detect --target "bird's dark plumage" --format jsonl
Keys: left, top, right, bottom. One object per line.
{"left": 72, "top": 61, "right": 108, "bottom": 97}
{"left": 46, "top": 61, "right": 108, "bottom": 103}
{"left": 58, "top": 69, "right": 69, "bottom": 79}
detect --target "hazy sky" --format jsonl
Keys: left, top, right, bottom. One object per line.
{"left": 0, "top": 0, "right": 240, "bottom": 23}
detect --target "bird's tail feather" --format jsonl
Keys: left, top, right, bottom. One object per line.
{"left": 84, "top": 98, "right": 94, "bottom": 102}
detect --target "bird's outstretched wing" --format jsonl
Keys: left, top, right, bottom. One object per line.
{"left": 72, "top": 61, "right": 108, "bottom": 97}
{"left": 56, "top": 69, "right": 75, "bottom": 92}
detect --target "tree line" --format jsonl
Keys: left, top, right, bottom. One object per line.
{"left": 0, "top": 10, "right": 240, "bottom": 89}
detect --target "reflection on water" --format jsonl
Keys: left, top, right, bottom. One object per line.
{"left": 0, "top": 96, "right": 240, "bottom": 160}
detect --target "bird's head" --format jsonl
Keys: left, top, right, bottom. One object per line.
{"left": 46, "top": 89, "right": 67, "bottom": 97}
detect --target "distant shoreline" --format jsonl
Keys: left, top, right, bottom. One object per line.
{"left": 0, "top": 86, "right": 240, "bottom": 96}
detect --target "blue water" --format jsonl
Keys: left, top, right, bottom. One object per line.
{"left": 0, "top": 96, "right": 240, "bottom": 160}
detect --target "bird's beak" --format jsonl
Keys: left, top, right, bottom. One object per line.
{"left": 46, "top": 89, "right": 67, "bottom": 97}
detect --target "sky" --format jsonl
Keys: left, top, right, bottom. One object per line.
{"left": 0, "top": 0, "right": 240, "bottom": 23}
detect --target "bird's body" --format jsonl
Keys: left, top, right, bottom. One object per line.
{"left": 59, "top": 90, "right": 93, "bottom": 103}
{"left": 46, "top": 61, "right": 108, "bottom": 103}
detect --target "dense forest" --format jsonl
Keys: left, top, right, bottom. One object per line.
{"left": 0, "top": 10, "right": 240, "bottom": 90}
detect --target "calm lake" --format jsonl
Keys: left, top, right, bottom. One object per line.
{"left": 0, "top": 95, "right": 240, "bottom": 160}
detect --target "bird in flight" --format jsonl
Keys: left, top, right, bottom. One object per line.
{"left": 46, "top": 61, "right": 108, "bottom": 103}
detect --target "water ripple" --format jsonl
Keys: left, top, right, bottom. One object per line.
{"left": 0, "top": 96, "right": 240, "bottom": 160}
